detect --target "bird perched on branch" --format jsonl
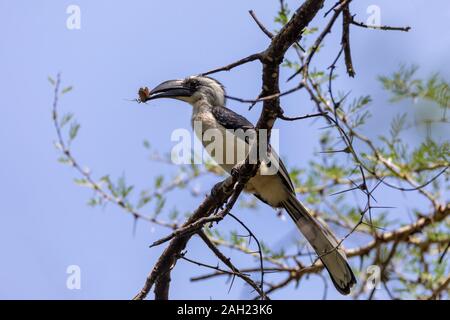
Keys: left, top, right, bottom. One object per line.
{"left": 142, "top": 75, "right": 356, "bottom": 295}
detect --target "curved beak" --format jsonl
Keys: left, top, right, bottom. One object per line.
{"left": 146, "top": 79, "right": 192, "bottom": 100}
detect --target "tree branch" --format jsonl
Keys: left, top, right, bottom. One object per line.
{"left": 135, "top": 0, "right": 328, "bottom": 300}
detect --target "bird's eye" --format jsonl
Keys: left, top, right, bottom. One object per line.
{"left": 189, "top": 80, "right": 199, "bottom": 90}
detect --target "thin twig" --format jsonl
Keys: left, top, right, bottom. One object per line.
{"left": 198, "top": 231, "right": 268, "bottom": 299}
{"left": 201, "top": 53, "right": 262, "bottom": 76}
{"left": 350, "top": 17, "right": 411, "bottom": 32}
{"left": 249, "top": 10, "right": 274, "bottom": 39}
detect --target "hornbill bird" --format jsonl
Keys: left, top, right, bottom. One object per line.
{"left": 143, "top": 75, "right": 356, "bottom": 295}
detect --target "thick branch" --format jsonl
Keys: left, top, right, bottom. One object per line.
{"left": 133, "top": 177, "right": 236, "bottom": 300}
{"left": 341, "top": 2, "right": 355, "bottom": 77}
{"left": 257, "top": 0, "right": 326, "bottom": 132}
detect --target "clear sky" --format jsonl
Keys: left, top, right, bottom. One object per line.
{"left": 0, "top": 0, "right": 449, "bottom": 299}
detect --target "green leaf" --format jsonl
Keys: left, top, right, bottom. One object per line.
{"left": 137, "top": 190, "right": 152, "bottom": 209}
{"left": 155, "top": 175, "right": 164, "bottom": 188}
{"left": 61, "top": 86, "right": 73, "bottom": 94}
{"left": 57, "top": 156, "right": 72, "bottom": 165}
{"left": 60, "top": 113, "right": 74, "bottom": 128}
{"left": 154, "top": 197, "right": 166, "bottom": 216}
{"left": 302, "top": 26, "right": 319, "bottom": 36}
{"left": 69, "top": 122, "right": 80, "bottom": 141}
{"left": 169, "top": 208, "right": 179, "bottom": 220}
{"left": 74, "top": 178, "right": 91, "bottom": 188}
{"left": 87, "top": 198, "right": 98, "bottom": 207}
{"left": 143, "top": 139, "right": 151, "bottom": 149}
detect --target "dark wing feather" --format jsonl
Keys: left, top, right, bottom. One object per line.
{"left": 275, "top": 154, "right": 296, "bottom": 193}
{"left": 211, "top": 106, "right": 254, "bottom": 131}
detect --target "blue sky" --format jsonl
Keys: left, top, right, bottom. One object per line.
{"left": 0, "top": 0, "right": 449, "bottom": 299}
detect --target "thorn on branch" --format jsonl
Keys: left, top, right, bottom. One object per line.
{"left": 439, "top": 241, "right": 450, "bottom": 264}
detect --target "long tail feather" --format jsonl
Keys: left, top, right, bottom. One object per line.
{"left": 282, "top": 193, "right": 356, "bottom": 295}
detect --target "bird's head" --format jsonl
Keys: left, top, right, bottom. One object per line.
{"left": 144, "top": 76, "right": 225, "bottom": 106}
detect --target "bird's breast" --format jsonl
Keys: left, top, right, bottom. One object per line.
{"left": 191, "top": 109, "right": 249, "bottom": 172}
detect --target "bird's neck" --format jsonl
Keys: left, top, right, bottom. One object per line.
{"left": 191, "top": 101, "right": 214, "bottom": 130}
{"left": 189, "top": 91, "right": 224, "bottom": 108}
